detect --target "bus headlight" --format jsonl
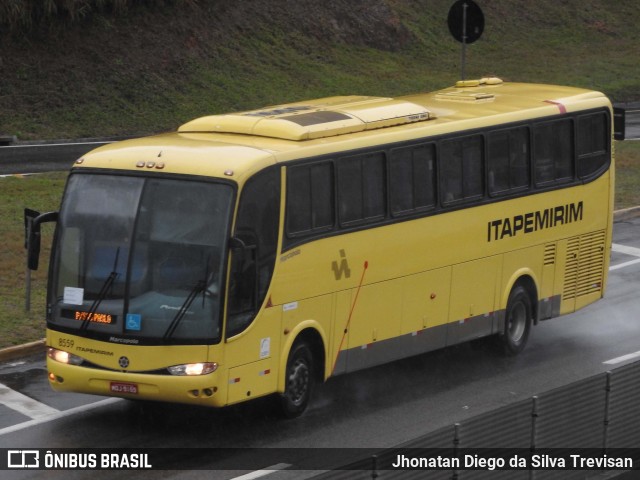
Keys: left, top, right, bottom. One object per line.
{"left": 167, "top": 363, "right": 218, "bottom": 376}
{"left": 47, "top": 347, "right": 84, "bottom": 366}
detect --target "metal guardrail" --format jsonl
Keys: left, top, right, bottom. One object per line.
{"left": 313, "top": 359, "right": 640, "bottom": 479}
{"left": 0, "top": 135, "right": 17, "bottom": 146}
{"left": 0, "top": 138, "right": 132, "bottom": 175}
{"left": 614, "top": 102, "right": 640, "bottom": 140}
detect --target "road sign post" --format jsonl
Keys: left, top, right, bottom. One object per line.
{"left": 447, "top": 0, "right": 484, "bottom": 80}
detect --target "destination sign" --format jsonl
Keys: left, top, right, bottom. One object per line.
{"left": 61, "top": 309, "right": 115, "bottom": 325}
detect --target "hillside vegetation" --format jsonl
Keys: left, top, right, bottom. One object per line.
{"left": 1, "top": 0, "right": 639, "bottom": 140}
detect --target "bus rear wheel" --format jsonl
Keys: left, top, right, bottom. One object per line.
{"left": 499, "top": 285, "right": 532, "bottom": 356}
{"left": 279, "top": 341, "right": 314, "bottom": 418}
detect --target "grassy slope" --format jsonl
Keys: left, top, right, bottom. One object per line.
{"left": 0, "top": 174, "right": 66, "bottom": 347}
{"left": 1, "top": 1, "right": 640, "bottom": 347}
{"left": 1, "top": 0, "right": 639, "bottom": 139}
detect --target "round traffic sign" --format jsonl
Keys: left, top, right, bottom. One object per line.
{"left": 447, "top": 0, "right": 484, "bottom": 44}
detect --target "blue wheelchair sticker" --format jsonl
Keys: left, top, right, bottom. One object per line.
{"left": 125, "top": 313, "right": 142, "bottom": 331}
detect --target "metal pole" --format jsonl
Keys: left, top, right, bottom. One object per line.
{"left": 24, "top": 216, "right": 33, "bottom": 312}
{"left": 25, "top": 264, "right": 31, "bottom": 312}
{"left": 461, "top": 2, "right": 468, "bottom": 80}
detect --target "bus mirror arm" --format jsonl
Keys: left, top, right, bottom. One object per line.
{"left": 24, "top": 209, "right": 58, "bottom": 271}
{"left": 229, "top": 236, "right": 246, "bottom": 251}
{"left": 229, "top": 236, "right": 246, "bottom": 262}
{"left": 229, "top": 236, "right": 258, "bottom": 265}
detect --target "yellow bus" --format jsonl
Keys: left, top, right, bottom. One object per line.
{"left": 27, "top": 77, "right": 613, "bottom": 417}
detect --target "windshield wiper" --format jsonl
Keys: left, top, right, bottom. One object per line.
{"left": 163, "top": 258, "right": 214, "bottom": 341}
{"left": 80, "top": 248, "right": 120, "bottom": 331}
{"left": 162, "top": 280, "right": 205, "bottom": 341}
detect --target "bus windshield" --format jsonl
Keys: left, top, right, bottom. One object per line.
{"left": 48, "top": 173, "right": 234, "bottom": 345}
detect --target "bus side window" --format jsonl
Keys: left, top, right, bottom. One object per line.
{"left": 488, "top": 127, "right": 530, "bottom": 196}
{"left": 534, "top": 119, "right": 574, "bottom": 186}
{"left": 577, "top": 112, "right": 609, "bottom": 179}
{"left": 389, "top": 144, "right": 436, "bottom": 216}
{"left": 337, "top": 152, "right": 386, "bottom": 226}
{"left": 441, "top": 135, "right": 483, "bottom": 205}
{"left": 227, "top": 168, "right": 280, "bottom": 338}
{"left": 509, "top": 127, "right": 530, "bottom": 190}
{"left": 286, "top": 161, "right": 334, "bottom": 238}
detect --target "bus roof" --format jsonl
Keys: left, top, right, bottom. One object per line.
{"left": 76, "top": 78, "right": 611, "bottom": 181}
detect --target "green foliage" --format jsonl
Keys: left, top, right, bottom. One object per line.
{"left": 615, "top": 141, "right": 640, "bottom": 210}
{"left": 0, "top": 0, "right": 196, "bottom": 30}
{"left": 0, "top": 173, "right": 67, "bottom": 348}
{"left": 1, "top": 0, "right": 639, "bottom": 141}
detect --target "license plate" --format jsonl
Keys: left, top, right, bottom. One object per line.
{"left": 110, "top": 382, "right": 138, "bottom": 394}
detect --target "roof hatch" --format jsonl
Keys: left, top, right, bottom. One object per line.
{"left": 435, "top": 77, "right": 503, "bottom": 103}
{"left": 435, "top": 90, "right": 496, "bottom": 103}
{"left": 179, "top": 96, "right": 434, "bottom": 141}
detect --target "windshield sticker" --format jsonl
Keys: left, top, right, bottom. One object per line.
{"left": 260, "top": 337, "right": 271, "bottom": 359}
{"left": 126, "top": 313, "right": 142, "bottom": 331}
{"left": 63, "top": 287, "right": 84, "bottom": 306}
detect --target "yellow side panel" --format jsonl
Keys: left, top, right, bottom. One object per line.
{"left": 224, "top": 305, "right": 281, "bottom": 404}
{"left": 400, "top": 267, "right": 452, "bottom": 333}
{"left": 450, "top": 256, "right": 501, "bottom": 322}
{"left": 227, "top": 358, "right": 276, "bottom": 405}
{"left": 282, "top": 295, "right": 333, "bottom": 343}
{"left": 346, "top": 280, "right": 402, "bottom": 348}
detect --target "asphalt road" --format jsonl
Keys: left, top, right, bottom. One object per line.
{"left": 0, "top": 214, "right": 639, "bottom": 479}
{"left": 0, "top": 140, "right": 113, "bottom": 175}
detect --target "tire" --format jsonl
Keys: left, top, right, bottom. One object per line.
{"left": 279, "top": 341, "right": 314, "bottom": 418}
{"left": 499, "top": 285, "right": 533, "bottom": 356}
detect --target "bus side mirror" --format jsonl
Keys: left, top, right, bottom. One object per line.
{"left": 24, "top": 209, "right": 58, "bottom": 271}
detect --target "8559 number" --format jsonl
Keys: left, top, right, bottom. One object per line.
{"left": 58, "top": 338, "right": 74, "bottom": 349}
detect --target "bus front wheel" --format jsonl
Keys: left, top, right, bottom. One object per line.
{"left": 499, "top": 285, "right": 533, "bottom": 355}
{"left": 279, "top": 341, "right": 314, "bottom": 418}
